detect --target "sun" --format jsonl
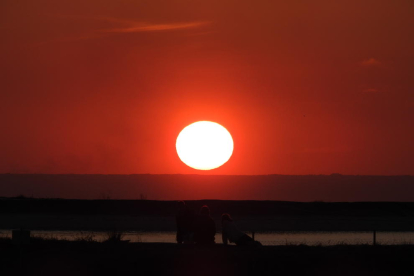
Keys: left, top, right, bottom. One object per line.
{"left": 176, "top": 121, "right": 234, "bottom": 170}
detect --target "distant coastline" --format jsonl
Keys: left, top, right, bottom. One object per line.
{"left": 0, "top": 174, "right": 413, "bottom": 201}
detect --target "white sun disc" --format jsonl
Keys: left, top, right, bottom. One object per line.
{"left": 176, "top": 121, "right": 234, "bottom": 170}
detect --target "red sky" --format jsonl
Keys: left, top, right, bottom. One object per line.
{"left": 1, "top": 0, "right": 413, "bottom": 175}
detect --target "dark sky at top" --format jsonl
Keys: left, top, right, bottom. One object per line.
{"left": 1, "top": 0, "right": 413, "bottom": 175}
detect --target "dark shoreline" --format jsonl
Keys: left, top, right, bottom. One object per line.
{"left": 2, "top": 238, "right": 414, "bottom": 276}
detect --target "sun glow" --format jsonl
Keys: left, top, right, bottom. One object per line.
{"left": 176, "top": 121, "right": 234, "bottom": 170}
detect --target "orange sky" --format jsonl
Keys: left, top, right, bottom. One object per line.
{"left": 1, "top": 0, "right": 413, "bottom": 175}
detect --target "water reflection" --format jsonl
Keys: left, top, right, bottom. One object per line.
{"left": 257, "top": 231, "right": 414, "bottom": 246}
{"left": 1, "top": 230, "right": 414, "bottom": 245}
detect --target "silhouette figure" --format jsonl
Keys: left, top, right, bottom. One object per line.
{"left": 176, "top": 201, "right": 195, "bottom": 244}
{"left": 193, "top": 205, "right": 216, "bottom": 245}
{"left": 222, "top": 213, "right": 261, "bottom": 246}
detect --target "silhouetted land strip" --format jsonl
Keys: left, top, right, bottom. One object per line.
{"left": 1, "top": 174, "right": 413, "bottom": 201}
{"left": 2, "top": 199, "right": 414, "bottom": 231}
{"left": 2, "top": 238, "right": 414, "bottom": 276}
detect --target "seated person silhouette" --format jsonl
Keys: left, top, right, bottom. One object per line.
{"left": 222, "top": 213, "right": 261, "bottom": 246}
{"left": 176, "top": 201, "right": 195, "bottom": 244}
{"left": 193, "top": 205, "right": 216, "bottom": 245}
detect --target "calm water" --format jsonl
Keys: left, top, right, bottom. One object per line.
{"left": 2, "top": 230, "right": 414, "bottom": 245}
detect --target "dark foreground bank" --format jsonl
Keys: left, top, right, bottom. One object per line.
{"left": 2, "top": 238, "right": 414, "bottom": 276}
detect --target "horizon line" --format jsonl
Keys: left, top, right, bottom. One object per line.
{"left": 0, "top": 173, "right": 413, "bottom": 177}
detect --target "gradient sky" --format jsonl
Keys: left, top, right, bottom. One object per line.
{"left": 1, "top": 0, "right": 413, "bottom": 175}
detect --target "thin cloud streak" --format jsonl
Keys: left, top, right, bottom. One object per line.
{"left": 50, "top": 15, "right": 210, "bottom": 32}
{"left": 100, "top": 21, "right": 210, "bottom": 33}
{"left": 360, "top": 58, "right": 382, "bottom": 67}
{"left": 33, "top": 15, "right": 211, "bottom": 46}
